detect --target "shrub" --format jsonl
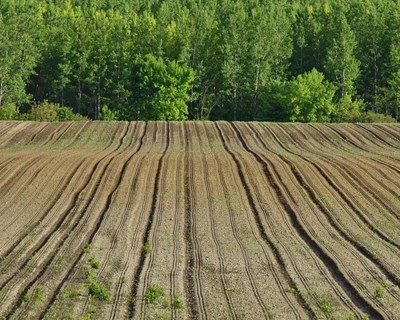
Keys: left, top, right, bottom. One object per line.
{"left": 358, "top": 111, "right": 396, "bottom": 123}
{"left": 28, "top": 100, "right": 87, "bottom": 122}
{"left": 319, "top": 296, "right": 335, "bottom": 314}
{"left": 57, "top": 106, "right": 87, "bottom": 121}
{"left": 99, "top": 105, "right": 118, "bottom": 121}
{"left": 29, "top": 101, "right": 59, "bottom": 121}
{"left": 0, "top": 104, "right": 20, "bottom": 120}
{"left": 331, "top": 95, "right": 364, "bottom": 122}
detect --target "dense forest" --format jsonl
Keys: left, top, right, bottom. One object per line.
{"left": 0, "top": 0, "right": 400, "bottom": 122}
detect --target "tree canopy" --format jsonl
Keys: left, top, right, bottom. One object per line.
{"left": 0, "top": 0, "right": 399, "bottom": 122}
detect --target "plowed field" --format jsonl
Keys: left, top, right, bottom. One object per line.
{"left": 0, "top": 121, "right": 399, "bottom": 320}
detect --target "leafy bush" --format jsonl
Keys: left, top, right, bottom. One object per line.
{"left": 331, "top": 95, "right": 364, "bottom": 122}
{"left": 271, "top": 69, "right": 337, "bottom": 122}
{"left": 358, "top": 111, "right": 396, "bottom": 123}
{"left": 29, "top": 101, "right": 59, "bottom": 121}
{"left": 27, "top": 100, "right": 87, "bottom": 121}
{"left": 0, "top": 104, "right": 20, "bottom": 120}
{"left": 99, "top": 105, "right": 118, "bottom": 121}
{"left": 57, "top": 106, "right": 87, "bottom": 121}
{"left": 143, "top": 243, "right": 152, "bottom": 255}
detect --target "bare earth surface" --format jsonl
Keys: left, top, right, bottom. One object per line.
{"left": 0, "top": 121, "right": 399, "bottom": 320}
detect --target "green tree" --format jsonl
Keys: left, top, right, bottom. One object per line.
{"left": 278, "top": 68, "right": 336, "bottom": 122}
{"left": 126, "top": 54, "right": 194, "bottom": 121}
{"left": 324, "top": 11, "right": 360, "bottom": 99}
{"left": 0, "top": 0, "right": 43, "bottom": 106}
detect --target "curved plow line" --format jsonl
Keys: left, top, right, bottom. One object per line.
{"left": 183, "top": 123, "right": 207, "bottom": 319}
{"left": 128, "top": 122, "right": 170, "bottom": 318}
{"left": 266, "top": 123, "right": 400, "bottom": 250}
{"left": 221, "top": 122, "right": 384, "bottom": 320}
{"left": 215, "top": 123, "right": 319, "bottom": 318}
{"left": 2, "top": 122, "right": 132, "bottom": 318}
{"left": 244, "top": 124, "right": 400, "bottom": 304}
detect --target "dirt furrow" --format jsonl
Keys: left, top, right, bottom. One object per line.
{"left": 0, "top": 156, "right": 86, "bottom": 266}
{"left": 66, "top": 124, "right": 149, "bottom": 316}
{"left": 194, "top": 126, "right": 238, "bottom": 319}
{"left": 243, "top": 123, "right": 400, "bottom": 302}
{"left": 217, "top": 123, "right": 369, "bottom": 319}
{"left": 34, "top": 123, "right": 146, "bottom": 319}
{"left": 169, "top": 123, "right": 185, "bottom": 320}
{"left": 183, "top": 123, "right": 207, "bottom": 320}
{"left": 214, "top": 123, "right": 332, "bottom": 318}
{"left": 354, "top": 124, "right": 400, "bottom": 151}
{"left": 234, "top": 122, "right": 400, "bottom": 317}
{"left": 0, "top": 122, "right": 19, "bottom": 138}
{"left": 306, "top": 124, "right": 400, "bottom": 178}
{"left": 26, "top": 123, "right": 50, "bottom": 145}
{"left": 0, "top": 123, "right": 129, "bottom": 267}
{"left": 40, "top": 122, "right": 72, "bottom": 146}
{"left": 62, "top": 121, "right": 91, "bottom": 148}
{"left": 105, "top": 124, "right": 158, "bottom": 320}
{"left": 275, "top": 124, "right": 400, "bottom": 237}
{"left": 219, "top": 122, "right": 386, "bottom": 319}
{"left": 0, "top": 122, "right": 30, "bottom": 147}
{"left": 280, "top": 123, "right": 400, "bottom": 193}
{"left": 201, "top": 123, "right": 308, "bottom": 319}
{"left": 375, "top": 124, "right": 400, "bottom": 141}
{"left": 325, "top": 124, "right": 400, "bottom": 167}
{"left": 128, "top": 122, "right": 170, "bottom": 319}
{"left": 0, "top": 124, "right": 126, "bottom": 262}
{"left": 126, "top": 122, "right": 188, "bottom": 320}
{"left": 263, "top": 123, "right": 400, "bottom": 248}
{"left": 0, "top": 123, "right": 132, "bottom": 318}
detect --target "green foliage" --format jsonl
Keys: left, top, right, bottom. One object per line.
{"left": 27, "top": 101, "right": 86, "bottom": 122}
{"left": 99, "top": 105, "right": 118, "bottom": 121}
{"left": 144, "top": 285, "right": 164, "bottom": 304}
{"left": 57, "top": 107, "right": 88, "bottom": 121}
{"left": 143, "top": 243, "right": 152, "bottom": 255}
{"left": 83, "top": 245, "right": 92, "bottom": 254}
{"left": 274, "top": 69, "right": 336, "bottom": 122}
{"left": 375, "top": 286, "right": 384, "bottom": 298}
{"left": 88, "top": 280, "right": 109, "bottom": 301}
{"left": 319, "top": 296, "right": 335, "bottom": 314}
{"left": 29, "top": 101, "right": 59, "bottom": 122}
{"left": 0, "top": 0, "right": 43, "bottom": 106}
{"left": 85, "top": 268, "right": 109, "bottom": 301}
{"left": 126, "top": 54, "right": 194, "bottom": 121}
{"left": 88, "top": 257, "right": 100, "bottom": 269}
{"left": 359, "top": 111, "right": 396, "bottom": 123}
{"left": 0, "top": 0, "right": 399, "bottom": 122}
{"left": 171, "top": 295, "right": 184, "bottom": 309}
{"left": 0, "top": 104, "right": 20, "bottom": 120}
{"left": 22, "top": 285, "right": 46, "bottom": 305}
{"left": 331, "top": 95, "right": 364, "bottom": 122}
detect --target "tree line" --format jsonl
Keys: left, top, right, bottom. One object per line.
{"left": 0, "top": 0, "right": 399, "bottom": 122}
